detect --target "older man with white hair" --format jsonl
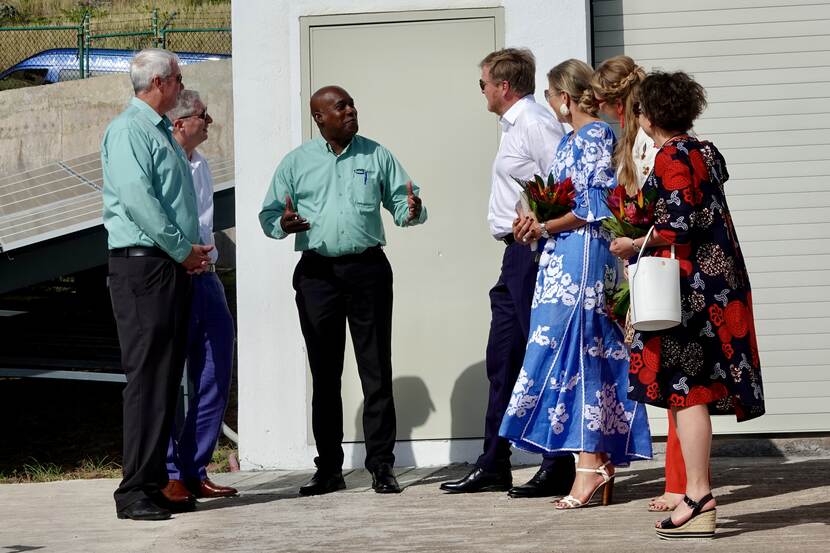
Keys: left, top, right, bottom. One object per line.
{"left": 164, "top": 90, "right": 238, "bottom": 501}
{"left": 102, "top": 48, "right": 213, "bottom": 521}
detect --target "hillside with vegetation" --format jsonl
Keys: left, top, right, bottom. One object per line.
{"left": 0, "top": 1, "right": 230, "bottom": 90}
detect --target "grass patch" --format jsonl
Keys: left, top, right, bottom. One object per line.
{"left": 0, "top": 455, "right": 121, "bottom": 483}
{"left": 207, "top": 443, "right": 238, "bottom": 474}
{"left": 3, "top": 1, "right": 230, "bottom": 24}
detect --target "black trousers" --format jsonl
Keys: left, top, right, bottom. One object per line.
{"left": 478, "top": 241, "right": 563, "bottom": 472}
{"left": 293, "top": 246, "right": 395, "bottom": 472}
{"left": 108, "top": 255, "right": 191, "bottom": 510}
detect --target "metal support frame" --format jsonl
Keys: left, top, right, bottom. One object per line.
{"left": 0, "top": 365, "right": 238, "bottom": 444}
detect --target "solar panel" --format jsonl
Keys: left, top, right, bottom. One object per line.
{"left": 0, "top": 152, "right": 234, "bottom": 252}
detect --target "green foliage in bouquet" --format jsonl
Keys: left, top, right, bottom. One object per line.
{"left": 605, "top": 280, "right": 630, "bottom": 327}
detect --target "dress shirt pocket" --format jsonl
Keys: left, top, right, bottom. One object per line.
{"left": 350, "top": 168, "right": 381, "bottom": 210}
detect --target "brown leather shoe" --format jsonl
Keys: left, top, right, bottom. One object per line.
{"left": 162, "top": 479, "right": 196, "bottom": 502}
{"left": 188, "top": 478, "right": 238, "bottom": 498}
{"left": 157, "top": 480, "right": 196, "bottom": 512}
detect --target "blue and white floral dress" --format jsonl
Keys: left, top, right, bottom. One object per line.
{"left": 499, "top": 121, "right": 653, "bottom": 466}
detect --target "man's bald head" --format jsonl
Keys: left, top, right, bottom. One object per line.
{"left": 310, "top": 85, "right": 349, "bottom": 112}
{"left": 310, "top": 85, "right": 358, "bottom": 147}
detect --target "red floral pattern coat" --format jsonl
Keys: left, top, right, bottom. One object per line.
{"left": 627, "top": 136, "right": 765, "bottom": 422}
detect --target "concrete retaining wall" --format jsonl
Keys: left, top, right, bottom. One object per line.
{"left": 0, "top": 58, "right": 233, "bottom": 174}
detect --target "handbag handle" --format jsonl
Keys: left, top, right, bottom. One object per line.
{"left": 630, "top": 225, "right": 676, "bottom": 281}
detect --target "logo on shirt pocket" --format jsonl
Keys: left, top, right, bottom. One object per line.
{"left": 354, "top": 168, "right": 368, "bottom": 185}
{"left": 351, "top": 168, "right": 378, "bottom": 208}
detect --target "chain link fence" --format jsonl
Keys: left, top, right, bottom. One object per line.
{"left": 159, "top": 7, "right": 231, "bottom": 54}
{"left": 0, "top": 7, "right": 230, "bottom": 90}
{"left": 0, "top": 23, "right": 82, "bottom": 90}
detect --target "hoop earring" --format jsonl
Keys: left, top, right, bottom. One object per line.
{"left": 559, "top": 103, "right": 570, "bottom": 117}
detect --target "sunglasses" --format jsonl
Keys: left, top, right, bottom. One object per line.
{"left": 544, "top": 89, "right": 567, "bottom": 102}
{"left": 184, "top": 109, "right": 209, "bottom": 121}
{"left": 633, "top": 102, "right": 643, "bottom": 116}
{"left": 479, "top": 78, "right": 505, "bottom": 91}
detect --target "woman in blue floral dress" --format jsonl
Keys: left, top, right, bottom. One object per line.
{"left": 500, "top": 59, "right": 652, "bottom": 509}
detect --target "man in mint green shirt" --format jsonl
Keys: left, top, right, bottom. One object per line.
{"left": 259, "top": 86, "right": 426, "bottom": 496}
{"left": 102, "top": 48, "right": 213, "bottom": 522}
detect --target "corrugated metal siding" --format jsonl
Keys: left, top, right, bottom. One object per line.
{"left": 593, "top": 0, "right": 830, "bottom": 435}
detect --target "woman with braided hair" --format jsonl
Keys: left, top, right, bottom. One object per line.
{"left": 591, "top": 55, "right": 652, "bottom": 196}
{"left": 594, "top": 56, "right": 697, "bottom": 514}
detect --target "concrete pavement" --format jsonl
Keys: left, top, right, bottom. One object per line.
{"left": 1, "top": 456, "right": 828, "bottom": 552}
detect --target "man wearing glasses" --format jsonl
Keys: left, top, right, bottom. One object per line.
{"left": 440, "top": 48, "right": 574, "bottom": 498}
{"left": 102, "top": 49, "right": 213, "bottom": 521}
{"left": 163, "top": 90, "right": 239, "bottom": 505}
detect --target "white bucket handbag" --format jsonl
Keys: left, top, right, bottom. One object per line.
{"left": 628, "top": 225, "right": 682, "bottom": 331}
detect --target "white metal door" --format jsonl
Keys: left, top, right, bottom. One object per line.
{"left": 303, "top": 9, "right": 504, "bottom": 446}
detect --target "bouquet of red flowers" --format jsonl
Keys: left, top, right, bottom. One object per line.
{"left": 512, "top": 173, "right": 576, "bottom": 222}
{"left": 602, "top": 186, "right": 657, "bottom": 337}
{"left": 601, "top": 186, "right": 657, "bottom": 239}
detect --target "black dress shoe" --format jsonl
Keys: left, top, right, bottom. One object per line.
{"left": 370, "top": 464, "right": 401, "bottom": 494}
{"left": 439, "top": 467, "right": 512, "bottom": 493}
{"left": 117, "top": 498, "right": 171, "bottom": 521}
{"left": 298, "top": 470, "right": 346, "bottom": 496}
{"left": 508, "top": 462, "right": 576, "bottom": 498}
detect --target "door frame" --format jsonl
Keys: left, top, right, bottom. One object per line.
{"left": 300, "top": 7, "right": 505, "bottom": 141}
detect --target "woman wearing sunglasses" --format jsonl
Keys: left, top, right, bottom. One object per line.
{"left": 612, "top": 71, "right": 765, "bottom": 539}
{"left": 501, "top": 59, "right": 653, "bottom": 510}
{"left": 594, "top": 55, "right": 698, "bottom": 515}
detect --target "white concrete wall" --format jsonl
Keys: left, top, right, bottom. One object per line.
{"left": 233, "top": 0, "right": 592, "bottom": 470}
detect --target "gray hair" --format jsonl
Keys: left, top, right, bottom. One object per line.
{"left": 130, "top": 48, "right": 179, "bottom": 94}
{"left": 167, "top": 89, "right": 203, "bottom": 121}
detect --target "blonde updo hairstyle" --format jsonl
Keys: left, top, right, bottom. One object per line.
{"left": 591, "top": 55, "right": 647, "bottom": 195}
{"left": 547, "top": 59, "right": 598, "bottom": 118}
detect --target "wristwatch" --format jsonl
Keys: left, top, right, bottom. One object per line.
{"left": 539, "top": 222, "right": 550, "bottom": 239}
{"left": 631, "top": 238, "right": 641, "bottom": 253}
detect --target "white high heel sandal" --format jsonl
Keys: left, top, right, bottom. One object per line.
{"left": 554, "top": 461, "right": 615, "bottom": 509}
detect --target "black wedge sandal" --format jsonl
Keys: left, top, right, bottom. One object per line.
{"left": 655, "top": 493, "right": 716, "bottom": 540}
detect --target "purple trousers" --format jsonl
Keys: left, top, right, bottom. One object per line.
{"left": 166, "top": 271, "right": 235, "bottom": 481}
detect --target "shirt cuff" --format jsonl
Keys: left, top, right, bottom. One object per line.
{"left": 168, "top": 241, "right": 193, "bottom": 264}
{"left": 267, "top": 221, "right": 288, "bottom": 240}
{"left": 404, "top": 205, "right": 428, "bottom": 226}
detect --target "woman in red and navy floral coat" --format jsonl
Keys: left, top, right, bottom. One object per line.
{"left": 610, "top": 71, "right": 764, "bottom": 540}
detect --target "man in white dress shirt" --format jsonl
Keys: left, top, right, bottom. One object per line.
{"left": 164, "top": 90, "right": 238, "bottom": 502}
{"left": 440, "top": 48, "right": 575, "bottom": 497}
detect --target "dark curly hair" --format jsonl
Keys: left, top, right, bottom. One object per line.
{"left": 639, "top": 71, "right": 707, "bottom": 133}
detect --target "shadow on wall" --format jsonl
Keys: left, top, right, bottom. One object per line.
{"left": 347, "top": 360, "right": 502, "bottom": 467}
{"left": 350, "top": 375, "right": 435, "bottom": 468}
{"left": 449, "top": 360, "right": 488, "bottom": 462}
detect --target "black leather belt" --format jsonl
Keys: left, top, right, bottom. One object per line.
{"left": 302, "top": 245, "right": 383, "bottom": 262}
{"left": 501, "top": 234, "right": 516, "bottom": 246}
{"left": 109, "top": 246, "right": 170, "bottom": 259}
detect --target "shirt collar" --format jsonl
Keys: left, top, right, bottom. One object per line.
{"left": 130, "top": 97, "right": 172, "bottom": 130}
{"left": 189, "top": 149, "right": 205, "bottom": 168}
{"left": 499, "top": 94, "right": 536, "bottom": 130}
{"left": 321, "top": 135, "right": 357, "bottom": 157}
